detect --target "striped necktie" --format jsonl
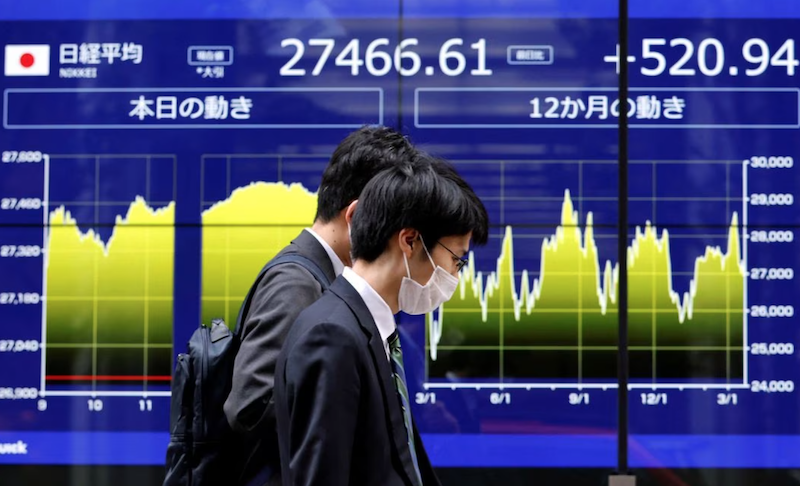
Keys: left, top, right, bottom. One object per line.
{"left": 387, "top": 330, "right": 423, "bottom": 486}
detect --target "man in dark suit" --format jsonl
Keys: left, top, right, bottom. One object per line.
{"left": 274, "top": 157, "right": 489, "bottom": 486}
{"left": 223, "top": 126, "right": 420, "bottom": 486}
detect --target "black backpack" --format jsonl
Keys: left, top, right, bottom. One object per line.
{"left": 164, "top": 253, "right": 331, "bottom": 486}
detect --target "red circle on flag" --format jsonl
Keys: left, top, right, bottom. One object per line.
{"left": 19, "top": 53, "right": 35, "bottom": 68}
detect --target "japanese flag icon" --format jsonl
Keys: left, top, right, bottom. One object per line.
{"left": 4, "top": 45, "right": 50, "bottom": 76}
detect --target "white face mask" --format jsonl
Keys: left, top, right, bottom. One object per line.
{"left": 398, "top": 237, "right": 459, "bottom": 315}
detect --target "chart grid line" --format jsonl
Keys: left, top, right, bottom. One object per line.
{"left": 726, "top": 160, "right": 730, "bottom": 383}
{"left": 47, "top": 343, "right": 173, "bottom": 348}
{"left": 144, "top": 155, "right": 151, "bottom": 392}
{"left": 578, "top": 158, "right": 584, "bottom": 383}
{"left": 225, "top": 155, "right": 231, "bottom": 321}
{"left": 44, "top": 391, "right": 172, "bottom": 397}
{"left": 433, "top": 346, "right": 745, "bottom": 351}
{"left": 742, "top": 160, "right": 749, "bottom": 385}
{"left": 92, "top": 155, "right": 99, "bottom": 393}
{"left": 422, "top": 383, "right": 753, "bottom": 390}
{"left": 652, "top": 158, "right": 657, "bottom": 384}
{"left": 39, "top": 154, "right": 50, "bottom": 396}
{"left": 499, "top": 160, "right": 505, "bottom": 382}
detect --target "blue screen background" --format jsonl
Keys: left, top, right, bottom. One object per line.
{"left": 1, "top": 0, "right": 799, "bottom": 471}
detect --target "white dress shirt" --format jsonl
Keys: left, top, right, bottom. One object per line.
{"left": 304, "top": 228, "right": 345, "bottom": 277}
{"left": 341, "top": 266, "right": 395, "bottom": 360}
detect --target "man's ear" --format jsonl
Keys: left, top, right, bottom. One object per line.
{"left": 344, "top": 200, "right": 358, "bottom": 226}
{"left": 397, "top": 228, "right": 419, "bottom": 257}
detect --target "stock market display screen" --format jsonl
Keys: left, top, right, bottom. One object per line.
{"left": 0, "top": 0, "right": 798, "bottom": 471}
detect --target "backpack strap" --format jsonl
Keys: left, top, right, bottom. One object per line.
{"left": 233, "top": 253, "right": 332, "bottom": 335}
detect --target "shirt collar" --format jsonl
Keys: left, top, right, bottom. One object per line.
{"left": 304, "top": 228, "right": 345, "bottom": 277}
{"left": 341, "top": 267, "right": 396, "bottom": 356}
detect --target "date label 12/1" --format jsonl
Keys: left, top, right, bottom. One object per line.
{"left": 641, "top": 392, "right": 668, "bottom": 405}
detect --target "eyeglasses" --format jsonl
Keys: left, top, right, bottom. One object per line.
{"left": 437, "top": 241, "right": 468, "bottom": 272}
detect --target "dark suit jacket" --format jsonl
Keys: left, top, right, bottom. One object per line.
{"left": 274, "top": 276, "right": 441, "bottom": 486}
{"left": 223, "top": 230, "right": 336, "bottom": 485}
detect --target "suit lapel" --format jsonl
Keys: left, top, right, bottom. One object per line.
{"left": 330, "top": 278, "right": 421, "bottom": 486}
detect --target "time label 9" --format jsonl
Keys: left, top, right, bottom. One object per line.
{"left": 279, "top": 38, "right": 492, "bottom": 77}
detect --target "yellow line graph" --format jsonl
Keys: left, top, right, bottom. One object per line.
{"left": 45, "top": 197, "right": 175, "bottom": 383}
{"left": 201, "top": 181, "right": 317, "bottom": 326}
{"left": 428, "top": 189, "right": 745, "bottom": 367}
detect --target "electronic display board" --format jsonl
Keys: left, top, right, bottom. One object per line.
{"left": 625, "top": 1, "right": 800, "bottom": 469}
{"left": 0, "top": 0, "right": 798, "bottom": 472}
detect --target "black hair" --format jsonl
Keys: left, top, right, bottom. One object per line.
{"left": 314, "top": 125, "right": 417, "bottom": 223}
{"left": 350, "top": 155, "right": 489, "bottom": 263}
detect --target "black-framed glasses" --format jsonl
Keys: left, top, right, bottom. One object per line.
{"left": 437, "top": 241, "right": 468, "bottom": 272}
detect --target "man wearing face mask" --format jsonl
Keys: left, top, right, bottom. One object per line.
{"left": 273, "top": 156, "right": 488, "bottom": 486}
